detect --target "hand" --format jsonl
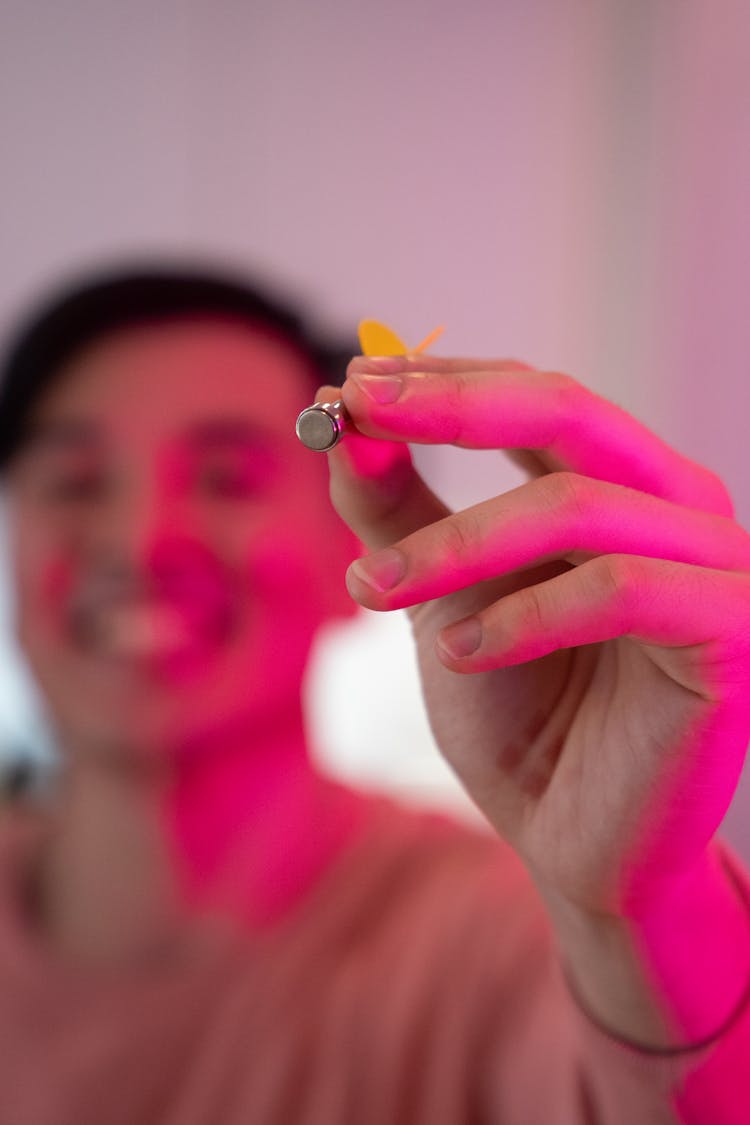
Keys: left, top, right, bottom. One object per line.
{"left": 320, "top": 356, "right": 750, "bottom": 921}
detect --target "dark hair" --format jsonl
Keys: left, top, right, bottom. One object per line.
{"left": 0, "top": 263, "right": 352, "bottom": 470}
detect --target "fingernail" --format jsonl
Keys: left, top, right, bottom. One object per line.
{"left": 347, "top": 548, "right": 406, "bottom": 593}
{"left": 347, "top": 372, "right": 404, "bottom": 404}
{"left": 438, "top": 617, "right": 482, "bottom": 659}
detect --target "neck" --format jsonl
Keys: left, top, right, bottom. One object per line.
{"left": 38, "top": 705, "right": 364, "bottom": 963}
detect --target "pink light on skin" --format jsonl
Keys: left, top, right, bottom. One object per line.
{"left": 309, "top": 319, "right": 445, "bottom": 506}
{"left": 340, "top": 359, "right": 750, "bottom": 900}
{"left": 303, "top": 320, "right": 444, "bottom": 453}
{"left": 163, "top": 713, "right": 367, "bottom": 926}
{"left": 330, "top": 351, "right": 750, "bottom": 1059}
{"left": 342, "top": 474, "right": 750, "bottom": 612}
{"left": 7, "top": 319, "right": 363, "bottom": 958}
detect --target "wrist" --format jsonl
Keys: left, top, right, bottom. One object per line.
{"left": 540, "top": 844, "right": 750, "bottom": 1051}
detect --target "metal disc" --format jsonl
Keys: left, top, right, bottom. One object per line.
{"left": 296, "top": 407, "right": 338, "bottom": 451}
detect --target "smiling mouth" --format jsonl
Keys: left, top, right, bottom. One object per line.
{"left": 84, "top": 602, "right": 200, "bottom": 659}
{"left": 68, "top": 581, "right": 238, "bottom": 664}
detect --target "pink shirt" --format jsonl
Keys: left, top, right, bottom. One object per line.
{"left": 0, "top": 794, "right": 743, "bottom": 1124}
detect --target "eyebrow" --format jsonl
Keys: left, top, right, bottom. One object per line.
{"left": 20, "top": 417, "right": 274, "bottom": 454}
{"left": 20, "top": 419, "right": 104, "bottom": 452}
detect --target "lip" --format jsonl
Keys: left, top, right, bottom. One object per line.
{"left": 81, "top": 602, "right": 200, "bottom": 659}
{"left": 67, "top": 576, "right": 238, "bottom": 664}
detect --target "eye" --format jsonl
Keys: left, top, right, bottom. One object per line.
{"left": 42, "top": 466, "right": 109, "bottom": 504}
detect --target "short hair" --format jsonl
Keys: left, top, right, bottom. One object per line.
{"left": 0, "top": 263, "right": 352, "bottom": 471}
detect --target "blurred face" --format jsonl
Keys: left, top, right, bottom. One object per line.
{"left": 4, "top": 319, "right": 352, "bottom": 761}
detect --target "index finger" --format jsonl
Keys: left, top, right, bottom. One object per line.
{"left": 341, "top": 362, "right": 733, "bottom": 517}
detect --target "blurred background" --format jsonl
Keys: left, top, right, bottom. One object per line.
{"left": 1, "top": 0, "right": 749, "bottom": 855}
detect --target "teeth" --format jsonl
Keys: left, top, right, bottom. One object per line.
{"left": 97, "top": 605, "right": 191, "bottom": 657}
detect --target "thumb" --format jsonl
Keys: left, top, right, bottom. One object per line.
{"left": 313, "top": 384, "right": 448, "bottom": 553}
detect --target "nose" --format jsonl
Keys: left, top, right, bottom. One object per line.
{"left": 87, "top": 473, "right": 196, "bottom": 573}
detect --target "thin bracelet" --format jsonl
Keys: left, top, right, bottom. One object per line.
{"left": 564, "top": 851, "right": 750, "bottom": 1058}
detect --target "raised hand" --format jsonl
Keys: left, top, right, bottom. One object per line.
{"left": 320, "top": 356, "right": 750, "bottom": 927}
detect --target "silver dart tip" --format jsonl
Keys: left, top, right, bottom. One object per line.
{"left": 295, "top": 400, "right": 349, "bottom": 451}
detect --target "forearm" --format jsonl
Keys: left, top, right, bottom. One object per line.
{"left": 541, "top": 843, "right": 750, "bottom": 1052}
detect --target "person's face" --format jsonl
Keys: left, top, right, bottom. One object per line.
{"left": 4, "top": 318, "right": 353, "bottom": 761}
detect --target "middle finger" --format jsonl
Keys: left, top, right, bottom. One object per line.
{"left": 345, "top": 472, "right": 750, "bottom": 611}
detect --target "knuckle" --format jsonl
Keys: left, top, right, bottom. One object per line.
{"left": 543, "top": 370, "right": 591, "bottom": 435}
{"left": 542, "top": 368, "right": 582, "bottom": 410}
{"left": 699, "top": 466, "right": 735, "bottom": 518}
{"left": 440, "top": 380, "right": 470, "bottom": 445}
{"left": 532, "top": 373, "right": 584, "bottom": 452}
{"left": 733, "top": 526, "right": 750, "bottom": 573}
{"left": 515, "top": 584, "right": 548, "bottom": 638}
{"left": 541, "top": 368, "right": 579, "bottom": 394}
{"left": 452, "top": 377, "right": 471, "bottom": 443}
{"left": 537, "top": 470, "right": 591, "bottom": 520}
{"left": 451, "top": 374, "right": 481, "bottom": 445}
{"left": 433, "top": 511, "right": 482, "bottom": 567}
{"left": 589, "top": 553, "right": 640, "bottom": 612}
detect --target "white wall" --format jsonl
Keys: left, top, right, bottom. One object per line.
{"left": 1, "top": 0, "right": 750, "bottom": 854}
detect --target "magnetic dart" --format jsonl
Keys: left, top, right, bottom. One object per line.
{"left": 295, "top": 399, "right": 349, "bottom": 452}
{"left": 295, "top": 320, "right": 445, "bottom": 451}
